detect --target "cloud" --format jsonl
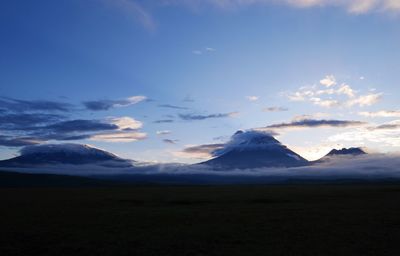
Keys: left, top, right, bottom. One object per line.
{"left": 288, "top": 75, "right": 382, "bottom": 108}
{"left": 329, "top": 120, "right": 400, "bottom": 148}
{"left": 320, "top": 75, "right": 337, "bottom": 87}
{"left": 175, "top": 143, "right": 225, "bottom": 159}
{"left": 0, "top": 113, "right": 65, "bottom": 131}
{"left": 0, "top": 136, "right": 41, "bottom": 147}
{"left": 266, "top": 118, "right": 366, "bottom": 130}
{"left": 158, "top": 104, "right": 189, "bottom": 110}
{"left": 0, "top": 97, "right": 73, "bottom": 112}
{"left": 359, "top": 110, "right": 400, "bottom": 118}
{"left": 83, "top": 96, "right": 147, "bottom": 111}
{"left": 246, "top": 96, "right": 259, "bottom": 101}
{"left": 47, "top": 120, "right": 118, "bottom": 133}
{"left": 164, "top": 0, "right": 400, "bottom": 14}
{"left": 192, "top": 47, "right": 216, "bottom": 55}
{"left": 346, "top": 93, "right": 383, "bottom": 107}
{"left": 210, "top": 130, "right": 282, "bottom": 157}
{"left": 45, "top": 117, "right": 145, "bottom": 143}
{"left": 153, "top": 119, "right": 174, "bottom": 123}
{"left": 0, "top": 114, "right": 146, "bottom": 146}
{"left": 163, "top": 139, "right": 179, "bottom": 144}
{"left": 157, "top": 130, "right": 171, "bottom": 135}
{"left": 372, "top": 120, "right": 400, "bottom": 130}
{"left": 108, "top": 117, "right": 143, "bottom": 130}
{"left": 101, "top": 0, "right": 155, "bottom": 30}
{"left": 263, "top": 107, "right": 288, "bottom": 112}
{"left": 90, "top": 131, "right": 147, "bottom": 142}
{"left": 179, "top": 112, "right": 239, "bottom": 121}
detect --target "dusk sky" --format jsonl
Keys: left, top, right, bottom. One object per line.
{"left": 1, "top": 0, "right": 400, "bottom": 163}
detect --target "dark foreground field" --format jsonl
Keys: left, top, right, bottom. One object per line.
{"left": 1, "top": 185, "right": 400, "bottom": 256}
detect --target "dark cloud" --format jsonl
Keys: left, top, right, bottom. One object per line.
{"left": 163, "top": 139, "right": 179, "bottom": 144}
{"left": 153, "top": 119, "right": 174, "bottom": 123}
{"left": 0, "top": 116, "right": 145, "bottom": 146}
{"left": 374, "top": 124, "right": 400, "bottom": 130}
{"left": 158, "top": 104, "right": 189, "bottom": 110}
{"left": 47, "top": 120, "right": 118, "bottom": 133}
{"left": 266, "top": 119, "right": 366, "bottom": 129}
{"left": 83, "top": 101, "right": 115, "bottom": 111}
{"left": 182, "top": 143, "right": 225, "bottom": 156}
{"left": 263, "top": 107, "right": 288, "bottom": 112}
{"left": 0, "top": 113, "right": 65, "bottom": 131}
{"left": 0, "top": 136, "right": 41, "bottom": 147}
{"left": 0, "top": 97, "right": 73, "bottom": 112}
{"left": 179, "top": 112, "right": 238, "bottom": 121}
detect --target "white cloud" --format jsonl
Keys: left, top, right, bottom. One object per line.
{"left": 337, "top": 83, "right": 356, "bottom": 97}
{"left": 156, "top": 130, "right": 171, "bottom": 135}
{"left": 246, "top": 96, "right": 259, "bottom": 101}
{"left": 328, "top": 119, "right": 400, "bottom": 148}
{"left": 346, "top": 93, "right": 382, "bottom": 107}
{"left": 109, "top": 116, "right": 143, "bottom": 130}
{"left": 192, "top": 50, "right": 202, "bottom": 55}
{"left": 288, "top": 75, "right": 382, "bottom": 108}
{"left": 90, "top": 131, "right": 147, "bottom": 142}
{"left": 359, "top": 110, "right": 400, "bottom": 118}
{"left": 90, "top": 116, "right": 146, "bottom": 142}
{"left": 125, "top": 96, "right": 147, "bottom": 105}
{"left": 320, "top": 75, "right": 336, "bottom": 87}
{"left": 310, "top": 98, "right": 340, "bottom": 108}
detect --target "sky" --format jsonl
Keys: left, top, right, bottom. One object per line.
{"left": 0, "top": 0, "right": 400, "bottom": 163}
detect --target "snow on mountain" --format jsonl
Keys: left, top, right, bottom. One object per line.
{"left": 200, "top": 130, "right": 309, "bottom": 169}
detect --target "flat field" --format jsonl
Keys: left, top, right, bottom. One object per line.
{"left": 1, "top": 185, "right": 400, "bottom": 256}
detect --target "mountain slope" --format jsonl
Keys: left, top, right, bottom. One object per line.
{"left": 0, "top": 143, "right": 133, "bottom": 167}
{"left": 200, "top": 130, "right": 308, "bottom": 169}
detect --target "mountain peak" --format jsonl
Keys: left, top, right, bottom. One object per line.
{"left": 326, "top": 147, "right": 367, "bottom": 157}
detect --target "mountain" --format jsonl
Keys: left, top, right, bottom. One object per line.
{"left": 200, "top": 130, "right": 309, "bottom": 169}
{"left": 325, "top": 147, "right": 367, "bottom": 157}
{"left": 313, "top": 147, "right": 367, "bottom": 164}
{"left": 0, "top": 143, "right": 133, "bottom": 167}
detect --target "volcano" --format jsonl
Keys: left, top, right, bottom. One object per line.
{"left": 200, "top": 130, "right": 309, "bottom": 169}
{"left": 0, "top": 143, "right": 133, "bottom": 167}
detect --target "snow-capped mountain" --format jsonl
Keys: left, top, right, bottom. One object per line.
{"left": 0, "top": 143, "right": 133, "bottom": 167}
{"left": 200, "top": 130, "right": 309, "bottom": 169}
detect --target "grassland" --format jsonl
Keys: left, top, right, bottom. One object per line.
{"left": 1, "top": 185, "right": 400, "bottom": 256}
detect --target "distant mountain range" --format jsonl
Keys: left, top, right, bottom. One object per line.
{"left": 0, "top": 131, "right": 367, "bottom": 170}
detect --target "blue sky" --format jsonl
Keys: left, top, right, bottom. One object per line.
{"left": 1, "top": 0, "right": 400, "bottom": 163}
